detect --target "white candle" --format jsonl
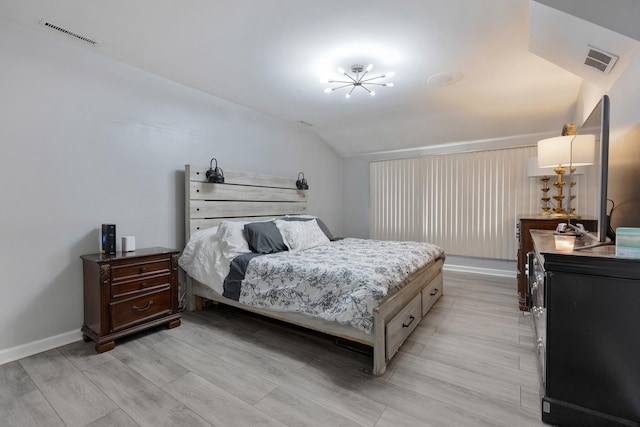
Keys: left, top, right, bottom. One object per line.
{"left": 554, "top": 235, "right": 576, "bottom": 252}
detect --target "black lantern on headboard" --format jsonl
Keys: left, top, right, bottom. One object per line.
{"left": 296, "top": 172, "right": 309, "bottom": 190}
{"left": 206, "top": 158, "right": 225, "bottom": 183}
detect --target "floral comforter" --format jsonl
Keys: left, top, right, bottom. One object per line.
{"left": 237, "top": 238, "right": 444, "bottom": 333}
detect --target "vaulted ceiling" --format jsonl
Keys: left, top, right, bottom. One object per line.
{"left": 1, "top": 0, "right": 638, "bottom": 156}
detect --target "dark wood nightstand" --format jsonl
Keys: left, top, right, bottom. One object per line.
{"left": 80, "top": 247, "right": 181, "bottom": 352}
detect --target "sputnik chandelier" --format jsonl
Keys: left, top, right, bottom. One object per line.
{"left": 321, "top": 64, "right": 395, "bottom": 98}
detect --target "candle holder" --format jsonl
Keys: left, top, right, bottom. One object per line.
{"left": 554, "top": 234, "right": 576, "bottom": 252}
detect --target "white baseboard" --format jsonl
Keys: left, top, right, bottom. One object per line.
{"left": 443, "top": 263, "right": 516, "bottom": 278}
{"left": 0, "top": 330, "right": 83, "bottom": 366}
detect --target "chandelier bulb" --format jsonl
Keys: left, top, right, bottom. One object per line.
{"left": 345, "top": 93, "right": 351, "bottom": 99}
{"left": 385, "top": 71, "right": 395, "bottom": 77}
{"left": 370, "top": 91, "right": 376, "bottom": 96}
{"left": 385, "top": 83, "right": 395, "bottom": 87}
{"left": 366, "top": 64, "right": 373, "bottom": 71}
{"left": 324, "top": 88, "right": 332, "bottom": 93}
{"left": 337, "top": 67, "right": 345, "bottom": 74}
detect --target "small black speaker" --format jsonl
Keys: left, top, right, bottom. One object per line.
{"left": 102, "top": 224, "right": 116, "bottom": 256}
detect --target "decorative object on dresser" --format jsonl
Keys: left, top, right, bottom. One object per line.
{"left": 616, "top": 227, "right": 640, "bottom": 258}
{"left": 527, "top": 157, "right": 552, "bottom": 216}
{"left": 80, "top": 247, "right": 181, "bottom": 352}
{"left": 537, "top": 134, "right": 595, "bottom": 218}
{"left": 529, "top": 230, "right": 640, "bottom": 426}
{"left": 515, "top": 216, "right": 596, "bottom": 311}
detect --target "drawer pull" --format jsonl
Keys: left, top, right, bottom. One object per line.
{"left": 140, "top": 267, "right": 147, "bottom": 273}
{"left": 141, "top": 282, "right": 147, "bottom": 288}
{"left": 430, "top": 288, "right": 439, "bottom": 296}
{"left": 132, "top": 300, "right": 154, "bottom": 312}
{"left": 402, "top": 315, "right": 416, "bottom": 328}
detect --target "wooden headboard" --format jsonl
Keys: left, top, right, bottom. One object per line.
{"left": 185, "top": 165, "right": 307, "bottom": 241}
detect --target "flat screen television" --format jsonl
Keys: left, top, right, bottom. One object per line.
{"left": 569, "top": 94, "right": 610, "bottom": 245}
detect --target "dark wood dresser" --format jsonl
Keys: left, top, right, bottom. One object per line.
{"left": 516, "top": 217, "right": 596, "bottom": 311}
{"left": 530, "top": 230, "right": 640, "bottom": 426}
{"left": 80, "top": 247, "right": 181, "bottom": 352}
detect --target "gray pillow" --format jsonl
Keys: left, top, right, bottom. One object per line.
{"left": 283, "top": 216, "right": 335, "bottom": 241}
{"left": 244, "top": 221, "right": 288, "bottom": 254}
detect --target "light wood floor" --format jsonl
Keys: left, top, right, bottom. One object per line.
{"left": 0, "top": 271, "right": 545, "bottom": 426}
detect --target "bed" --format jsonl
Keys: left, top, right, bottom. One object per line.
{"left": 180, "top": 164, "right": 445, "bottom": 375}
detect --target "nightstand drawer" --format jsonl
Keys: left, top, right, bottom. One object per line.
{"left": 111, "top": 258, "right": 171, "bottom": 281}
{"left": 111, "top": 273, "right": 171, "bottom": 299}
{"left": 109, "top": 288, "right": 171, "bottom": 332}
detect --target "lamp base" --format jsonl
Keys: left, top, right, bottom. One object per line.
{"left": 549, "top": 212, "right": 582, "bottom": 219}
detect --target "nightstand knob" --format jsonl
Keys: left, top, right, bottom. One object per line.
{"left": 141, "top": 282, "right": 147, "bottom": 288}
{"left": 140, "top": 267, "right": 147, "bottom": 273}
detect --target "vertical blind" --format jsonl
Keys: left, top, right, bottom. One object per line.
{"left": 370, "top": 146, "right": 539, "bottom": 260}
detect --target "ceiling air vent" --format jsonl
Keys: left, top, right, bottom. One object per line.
{"left": 41, "top": 21, "right": 99, "bottom": 45}
{"left": 583, "top": 45, "right": 617, "bottom": 74}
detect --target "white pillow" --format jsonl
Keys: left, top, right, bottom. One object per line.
{"left": 275, "top": 219, "right": 330, "bottom": 252}
{"left": 179, "top": 226, "right": 220, "bottom": 271}
{"left": 179, "top": 226, "right": 227, "bottom": 294}
{"left": 216, "top": 221, "right": 251, "bottom": 258}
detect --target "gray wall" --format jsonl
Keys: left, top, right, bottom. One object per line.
{"left": 0, "top": 19, "right": 343, "bottom": 355}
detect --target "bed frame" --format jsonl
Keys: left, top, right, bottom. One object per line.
{"left": 183, "top": 164, "right": 444, "bottom": 375}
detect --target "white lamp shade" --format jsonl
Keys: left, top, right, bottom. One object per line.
{"left": 537, "top": 136, "right": 572, "bottom": 168}
{"left": 537, "top": 135, "right": 595, "bottom": 168}
{"left": 527, "top": 157, "right": 552, "bottom": 177}
{"left": 571, "top": 134, "right": 596, "bottom": 166}
{"left": 528, "top": 156, "right": 587, "bottom": 177}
